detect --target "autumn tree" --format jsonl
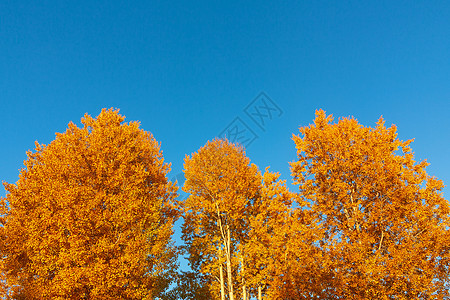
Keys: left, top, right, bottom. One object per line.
{"left": 0, "top": 108, "right": 179, "bottom": 299}
{"left": 244, "top": 169, "right": 328, "bottom": 300}
{"left": 181, "top": 138, "right": 262, "bottom": 300}
{"left": 243, "top": 169, "right": 295, "bottom": 299}
{"left": 290, "top": 110, "right": 450, "bottom": 298}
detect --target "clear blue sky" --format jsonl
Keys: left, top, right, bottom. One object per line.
{"left": 1, "top": 0, "right": 449, "bottom": 270}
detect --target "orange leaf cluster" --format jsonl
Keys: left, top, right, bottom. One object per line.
{"left": 0, "top": 109, "right": 178, "bottom": 299}
{"left": 288, "top": 110, "right": 450, "bottom": 299}
{"left": 1, "top": 108, "right": 449, "bottom": 300}
{"left": 180, "top": 110, "right": 449, "bottom": 300}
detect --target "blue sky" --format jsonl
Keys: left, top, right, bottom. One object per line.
{"left": 1, "top": 0, "right": 449, "bottom": 270}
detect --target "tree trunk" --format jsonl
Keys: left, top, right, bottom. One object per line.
{"left": 241, "top": 255, "right": 247, "bottom": 300}
{"left": 226, "top": 226, "right": 234, "bottom": 300}
{"left": 258, "top": 285, "right": 262, "bottom": 300}
{"left": 219, "top": 248, "right": 225, "bottom": 300}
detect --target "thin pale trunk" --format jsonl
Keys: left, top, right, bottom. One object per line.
{"left": 215, "top": 202, "right": 233, "bottom": 300}
{"left": 226, "top": 225, "right": 234, "bottom": 300}
{"left": 378, "top": 231, "right": 384, "bottom": 252}
{"left": 213, "top": 200, "right": 234, "bottom": 300}
{"left": 241, "top": 255, "right": 247, "bottom": 300}
{"left": 258, "top": 285, "right": 262, "bottom": 300}
{"left": 219, "top": 248, "right": 225, "bottom": 300}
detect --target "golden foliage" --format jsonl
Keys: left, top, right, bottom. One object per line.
{"left": 1, "top": 108, "right": 448, "bottom": 299}
{"left": 289, "top": 110, "right": 450, "bottom": 299}
{"left": 182, "top": 138, "right": 262, "bottom": 300}
{"left": 0, "top": 109, "right": 178, "bottom": 299}
{"left": 244, "top": 169, "right": 328, "bottom": 299}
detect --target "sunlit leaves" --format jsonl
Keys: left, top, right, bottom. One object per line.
{"left": 290, "top": 109, "right": 450, "bottom": 299}
{"left": 182, "top": 138, "right": 262, "bottom": 300}
{"left": 1, "top": 108, "right": 448, "bottom": 299}
{"left": 0, "top": 108, "right": 179, "bottom": 299}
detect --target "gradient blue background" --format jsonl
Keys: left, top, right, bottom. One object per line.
{"left": 1, "top": 0, "right": 449, "bottom": 271}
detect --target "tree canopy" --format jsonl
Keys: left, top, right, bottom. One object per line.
{"left": 0, "top": 109, "right": 178, "bottom": 299}
{"left": 1, "top": 108, "right": 449, "bottom": 299}
{"left": 182, "top": 138, "right": 262, "bottom": 300}
{"left": 290, "top": 110, "right": 450, "bottom": 299}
